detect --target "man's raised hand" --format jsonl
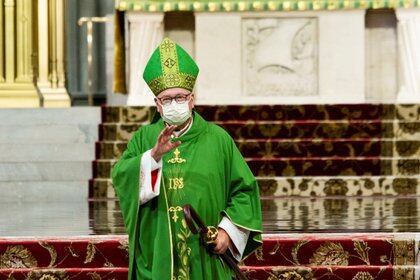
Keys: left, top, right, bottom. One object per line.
{"left": 151, "top": 125, "right": 181, "bottom": 162}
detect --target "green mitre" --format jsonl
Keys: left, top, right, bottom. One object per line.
{"left": 143, "top": 37, "right": 199, "bottom": 95}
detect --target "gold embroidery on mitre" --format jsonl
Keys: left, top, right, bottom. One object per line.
{"left": 149, "top": 38, "right": 197, "bottom": 94}
{"left": 169, "top": 177, "right": 184, "bottom": 190}
{"left": 148, "top": 73, "right": 196, "bottom": 94}
{"left": 167, "top": 148, "right": 186, "bottom": 164}
{"left": 168, "top": 206, "right": 183, "bottom": 222}
{"left": 160, "top": 39, "right": 178, "bottom": 72}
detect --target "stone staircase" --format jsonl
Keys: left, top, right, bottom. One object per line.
{"left": 88, "top": 104, "right": 420, "bottom": 279}
{"left": 1, "top": 104, "right": 419, "bottom": 279}
{"left": 0, "top": 108, "right": 101, "bottom": 236}
{"left": 91, "top": 104, "right": 419, "bottom": 200}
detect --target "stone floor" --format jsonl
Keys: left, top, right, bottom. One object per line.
{"left": 2, "top": 196, "right": 420, "bottom": 236}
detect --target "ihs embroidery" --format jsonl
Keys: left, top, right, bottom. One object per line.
{"left": 169, "top": 178, "right": 184, "bottom": 190}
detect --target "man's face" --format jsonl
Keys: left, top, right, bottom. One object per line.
{"left": 155, "top": 88, "right": 195, "bottom": 115}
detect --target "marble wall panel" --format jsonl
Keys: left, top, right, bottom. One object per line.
{"left": 242, "top": 18, "right": 318, "bottom": 97}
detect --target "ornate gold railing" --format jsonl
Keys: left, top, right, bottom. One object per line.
{"left": 116, "top": 0, "right": 420, "bottom": 12}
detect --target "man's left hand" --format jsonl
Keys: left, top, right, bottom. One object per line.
{"left": 213, "top": 228, "right": 231, "bottom": 254}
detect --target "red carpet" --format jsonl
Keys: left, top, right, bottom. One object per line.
{"left": 0, "top": 234, "right": 418, "bottom": 279}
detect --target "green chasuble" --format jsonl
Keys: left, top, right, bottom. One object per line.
{"left": 111, "top": 111, "right": 263, "bottom": 280}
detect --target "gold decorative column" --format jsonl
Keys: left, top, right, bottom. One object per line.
{"left": 37, "top": 0, "right": 49, "bottom": 90}
{"left": 37, "top": 0, "right": 70, "bottom": 107}
{"left": 0, "top": 0, "right": 39, "bottom": 108}
{"left": 55, "top": 0, "right": 66, "bottom": 90}
{"left": 0, "top": 0, "right": 4, "bottom": 83}
{"left": 4, "top": 0, "right": 14, "bottom": 84}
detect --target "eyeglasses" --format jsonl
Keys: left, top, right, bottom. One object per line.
{"left": 155, "top": 93, "right": 192, "bottom": 106}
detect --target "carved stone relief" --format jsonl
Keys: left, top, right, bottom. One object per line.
{"left": 242, "top": 18, "right": 318, "bottom": 96}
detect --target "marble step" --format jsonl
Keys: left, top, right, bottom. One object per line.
{"left": 5, "top": 197, "right": 420, "bottom": 236}
{"left": 93, "top": 158, "right": 420, "bottom": 179}
{"left": 89, "top": 176, "right": 420, "bottom": 199}
{"left": 0, "top": 161, "right": 92, "bottom": 181}
{"left": 87, "top": 197, "right": 420, "bottom": 234}
{"left": 0, "top": 107, "right": 101, "bottom": 125}
{"left": 0, "top": 124, "right": 98, "bottom": 144}
{"left": 99, "top": 121, "right": 420, "bottom": 141}
{"left": 261, "top": 196, "right": 420, "bottom": 233}
{"left": 101, "top": 104, "right": 420, "bottom": 122}
{"left": 0, "top": 181, "right": 88, "bottom": 202}
{"left": 0, "top": 144, "right": 95, "bottom": 162}
{"left": 96, "top": 139, "right": 420, "bottom": 160}
{"left": 0, "top": 200, "right": 90, "bottom": 237}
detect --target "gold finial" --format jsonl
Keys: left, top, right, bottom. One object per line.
{"left": 168, "top": 206, "right": 183, "bottom": 222}
{"left": 167, "top": 148, "right": 186, "bottom": 164}
{"left": 203, "top": 226, "right": 218, "bottom": 245}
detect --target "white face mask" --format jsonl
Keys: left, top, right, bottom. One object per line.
{"left": 161, "top": 100, "right": 192, "bottom": 126}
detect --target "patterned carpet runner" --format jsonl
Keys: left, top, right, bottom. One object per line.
{"left": 0, "top": 234, "right": 418, "bottom": 279}
{"left": 92, "top": 104, "right": 419, "bottom": 199}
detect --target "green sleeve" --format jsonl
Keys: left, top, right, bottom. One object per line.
{"left": 111, "top": 130, "right": 143, "bottom": 237}
{"left": 111, "top": 129, "right": 151, "bottom": 279}
{"left": 222, "top": 137, "right": 263, "bottom": 259}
